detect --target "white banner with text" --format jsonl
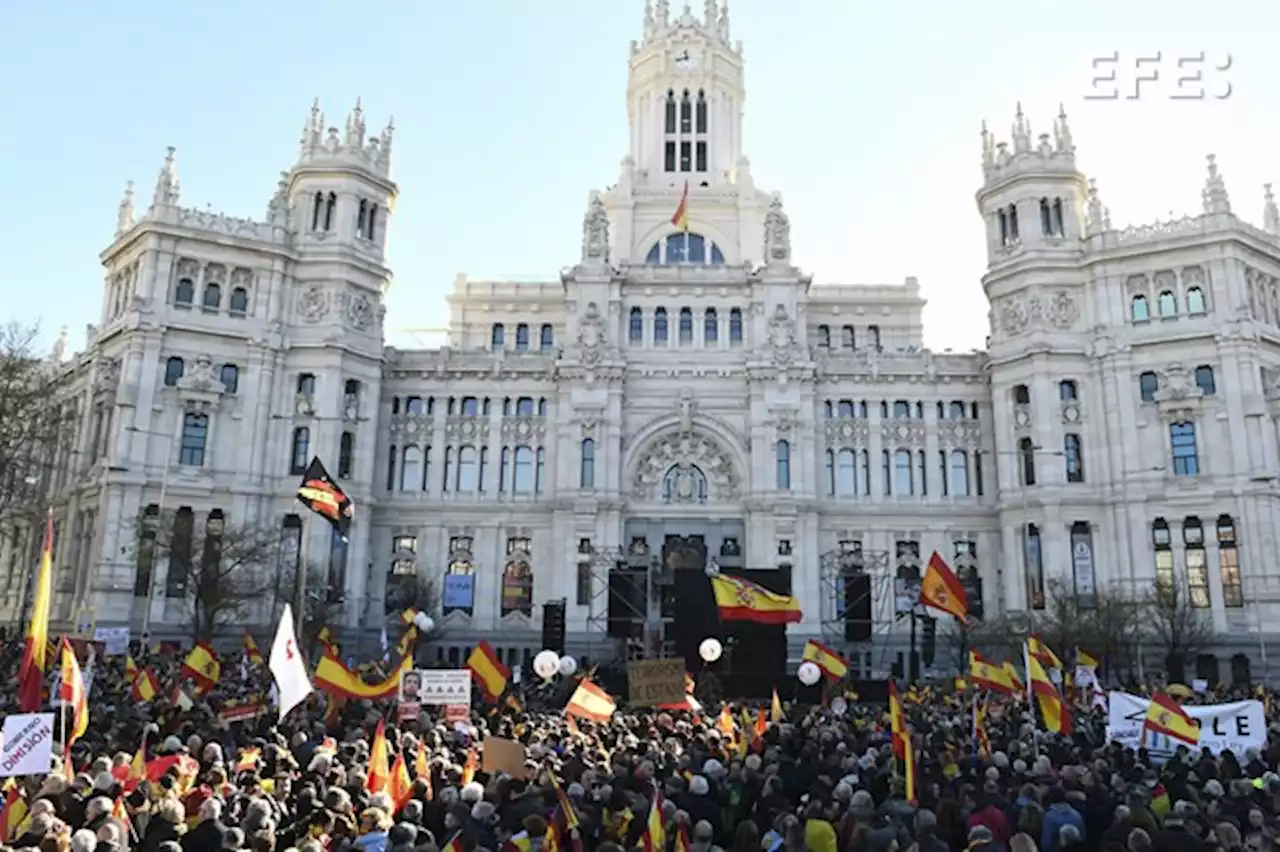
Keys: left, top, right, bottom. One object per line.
{"left": 1106, "top": 692, "right": 1265, "bottom": 758}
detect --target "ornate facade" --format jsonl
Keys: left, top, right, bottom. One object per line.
{"left": 9, "top": 3, "right": 1280, "bottom": 682}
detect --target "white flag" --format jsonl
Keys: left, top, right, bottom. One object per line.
{"left": 269, "top": 605, "right": 314, "bottom": 721}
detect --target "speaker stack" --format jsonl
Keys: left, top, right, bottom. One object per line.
{"left": 843, "top": 572, "right": 873, "bottom": 642}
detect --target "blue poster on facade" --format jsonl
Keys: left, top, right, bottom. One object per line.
{"left": 443, "top": 574, "right": 475, "bottom": 609}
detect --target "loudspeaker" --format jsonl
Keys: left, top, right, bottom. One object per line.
{"left": 541, "top": 599, "right": 566, "bottom": 654}
{"left": 921, "top": 616, "right": 937, "bottom": 667}
{"left": 966, "top": 578, "right": 985, "bottom": 621}
{"left": 844, "top": 573, "right": 873, "bottom": 642}
{"left": 607, "top": 569, "right": 645, "bottom": 638}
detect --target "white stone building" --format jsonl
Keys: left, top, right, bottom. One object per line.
{"left": 8, "top": 2, "right": 1280, "bottom": 684}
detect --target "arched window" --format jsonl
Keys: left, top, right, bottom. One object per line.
{"left": 290, "top": 427, "right": 310, "bottom": 474}
{"left": 824, "top": 450, "right": 836, "bottom": 496}
{"left": 836, "top": 448, "right": 856, "bottom": 496}
{"left": 949, "top": 401, "right": 967, "bottom": 420}
{"left": 539, "top": 324, "right": 554, "bottom": 351}
{"left": 1064, "top": 433, "right": 1084, "bottom": 482}
{"left": 645, "top": 243, "right": 660, "bottom": 264}
{"left": 400, "top": 446, "right": 422, "bottom": 491}
{"left": 1025, "top": 523, "right": 1045, "bottom": 609}
{"left": 179, "top": 414, "right": 208, "bottom": 467}
{"left": 1051, "top": 198, "right": 1065, "bottom": 236}
{"left": 695, "top": 89, "right": 708, "bottom": 134}
{"left": 729, "top": 308, "right": 743, "bottom": 344}
{"left": 704, "top": 308, "right": 718, "bottom": 343}
{"left": 338, "top": 431, "right": 355, "bottom": 479}
{"left": 1018, "top": 437, "right": 1037, "bottom": 485}
{"left": 229, "top": 287, "right": 249, "bottom": 315}
{"left": 456, "top": 446, "right": 479, "bottom": 491}
{"left": 645, "top": 233, "right": 723, "bottom": 265}
{"left": 1139, "top": 371, "right": 1159, "bottom": 402}
{"left": 202, "top": 283, "right": 221, "bottom": 310}
{"left": 1059, "top": 379, "right": 1078, "bottom": 401}
{"left": 840, "top": 326, "right": 855, "bottom": 350}
{"left": 174, "top": 278, "right": 195, "bottom": 306}
{"left": 775, "top": 440, "right": 791, "bottom": 490}
{"left": 664, "top": 89, "right": 677, "bottom": 134}
{"left": 653, "top": 308, "right": 669, "bottom": 345}
{"left": 629, "top": 307, "right": 643, "bottom": 343}
{"left": 514, "top": 323, "right": 530, "bottom": 351}
{"left": 1157, "top": 290, "right": 1177, "bottom": 316}
{"left": 164, "top": 356, "right": 184, "bottom": 387}
{"left": 816, "top": 325, "right": 830, "bottom": 349}
{"left": 1012, "top": 384, "right": 1031, "bottom": 405}
{"left": 513, "top": 446, "right": 535, "bottom": 493}
{"left": 867, "top": 325, "right": 881, "bottom": 350}
{"left": 491, "top": 324, "right": 505, "bottom": 349}
{"left": 678, "top": 308, "right": 693, "bottom": 344}
{"left": 893, "top": 449, "right": 913, "bottom": 495}
{"left": 709, "top": 244, "right": 725, "bottom": 264}
{"left": 1186, "top": 286, "right": 1207, "bottom": 314}
{"left": 1039, "top": 198, "right": 1052, "bottom": 235}
{"left": 501, "top": 559, "right": 534, "bottom": 618}
{"left": 1195, "top": 365, "right": 1216, "bottom": 395}
{"left": 219, "top": 364, "right": 238, "bottom": 393}
{"left": 1131, "top": 294, "right": 1150, "bottom": 321}
{"left": 661, "top": 464, "right": 709, "bottom": 504}
{"left": 949, "top": 450, "right": 969, "bottom": 496}
{"left": 579, "top": 439, "right": 595, "bottom": 489}
{"left": 679, "top": 89, "right": 692, "bottom": 133}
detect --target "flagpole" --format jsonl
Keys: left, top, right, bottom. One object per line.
{"left": 295, "top": 512, "right": 311, "bottom": 659}
{"left": 1024, "top": 641, "right": 1037, "bottom": 731}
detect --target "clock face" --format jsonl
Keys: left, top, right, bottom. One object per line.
{"left": 673, "top": 49, "right": 698, "bottom": 71}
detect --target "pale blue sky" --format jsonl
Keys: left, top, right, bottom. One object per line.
{"left": 1, "top": 1, "right": 1272, "bottom": 354}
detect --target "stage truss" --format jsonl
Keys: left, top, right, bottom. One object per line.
{"left": 818, "top": 547, "right": 896, "bottom": 673}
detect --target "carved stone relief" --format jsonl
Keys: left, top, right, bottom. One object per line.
{"left": 632, "top": 430, "right": 739, "bottom": 501}
{"left": 998, "top": 291, "right": 1078, "bottom": 336}
{"left": 175, "top": 354, "right": 224, "bottom": 396}
{"left": 299, "top": 286, "right": 328, "bottom": 322}
{"left": 502, "top": 417, "right": 548, "bottom": 442}
{"left": 388, "top": 414, "right": 433, "bottom": 442}
{"left": 445, "top": 416, "right": 490, "bottom": 443}
{"left": 825, "top": 419, "right": 870, "bottom": 447}
{"left": 879, "top": 419, "right": 926, "bottom": 447}
{"left": 345, "top": 292, "right": 374, "bottom": 331}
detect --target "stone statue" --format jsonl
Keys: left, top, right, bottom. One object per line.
{"left": 768, "top": 305, "right": 795, "bottom": 349}
{"left": 676, "top": 387, "right": 696, "bottom": 435}
{"left": 581, "top": 192, "right": 610, "bottom": 264}
{"left": 577, "top": 301, "right": 605, "bottom": 348}
{"left": 763, "top": 193, "right": 791, "bottom": 264}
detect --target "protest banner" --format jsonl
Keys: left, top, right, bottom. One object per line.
{"left": 627, "top": 658, "right": 686, "bottom": 706}
{"left": 0, "top": 713, "right": 55, "bottom": 777}
{"left": 1106, "top": 691, "right": 1265, "bottom": 758}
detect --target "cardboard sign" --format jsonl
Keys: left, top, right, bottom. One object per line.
{"left": 1106, "top": 692, "right": 1265, "bottom": 759}
{"left": 0, "top": 713, "right": 55, "bottom": 777}
{"left": 627, "top": 658, "right": 686, "bottom": 706}
{"left": 481, "top": 735, "right": 527, "bottom": 778}
{"left": 445, "top": 704, "right": 469, "bottom": 723}
{"left": 397, "top": 703, "right": 421, "bottom": 722}
{"left": 417, "top": 670, "right": 472, "bottom": 706}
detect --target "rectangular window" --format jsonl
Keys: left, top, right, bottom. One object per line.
{"left": 1153, "top": 520, "right": 1175, "bottom": 606}
{"left": 1170, "top": 422, "right": 1200, "bottom": 475}
{"left": 1184, "top": 519, "right": 1210, "bottom": 608}
{"left": 134, "top": 504, "right": 159, "bottom": 597}
{"left": 664, "top": 142, "right": 676, "bottom": 172}
{"left": 166, "top": 507, "right": 194, "bottom": 598}
{"left": 695, "top": 141, "right": 707, "bottom": 172}
{"left": 679, "top": 141, "right": 692, "bottom": 172}
{"left": 974, "top": 450, "right": 984, "bottom": 496}
{"left": 1218, "top": 515, "right": 1243, "bottom": 608}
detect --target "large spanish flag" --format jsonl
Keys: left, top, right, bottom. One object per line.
{"left": 182, "top": 643, "right": 221, "bottom": 695}
{"left": 1143, "top": 691, "right": 1200, "bottom": 746}
{"left": 801, "top": 639, "right": 848, "bottom": 680}
{"left": 969, "top": 651, "right": 1017, "bottom": 695}
{"left": 919, "top": 552, "right": 969, "bottom": 621}
{"left": 17, "top": 510, "right": 54, "bottom": 712}
{"left": 711, "top": 574, "right": 802, "bottom": 625}
{"left": 467, "top": 641, "right": 511, "bottom": 703}
{"left": 565, "top": 680, "right": 616, "bottom": 723}
{"left": 1027, "top": 647, "right": 1072, "bottom": 734}
{"left": 671, "top": 181, "right": 690, "bottom": 232}
{"left": 365, "top": 720, "right": 390, "bottom": 795}
{"left": 313, "top": 654, "right": 409, "bottom": 701}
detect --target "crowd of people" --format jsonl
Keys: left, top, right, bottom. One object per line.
{"left": 3, "top": 639, "right": 1280, "bottom": 852}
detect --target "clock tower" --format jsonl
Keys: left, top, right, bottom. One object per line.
{"left": 626, "top": 0, "right": 744, "bottom": 189}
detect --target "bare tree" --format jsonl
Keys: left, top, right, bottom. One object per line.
{"left": 135, "top": 510, "right": 288, "bottom": 642}
{"left": 1031, "top": 579, "right": 1144, "bottom": 678}
{"left": 386, "top": 573, "right": 445, "bottom": 646}
{"left": 1141, "top": 579, "right": 1213, "bottom": 682}
{"left": 0, "top": 322, "right": 78, "bottom": 529}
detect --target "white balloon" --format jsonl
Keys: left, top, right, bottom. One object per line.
{"left": 797, "top": 661, "right": 822, "bottom": 686}
{"left": 830, "top": 696, "right": 848, "bottom": 716}
{"left": 413, "top": 612, "right": 431, "bottom": 630}
{"left": 699, "top": 638, "right": 723, "bottom": 663}
{"left": 558, "top": 655, "right": 577, "bottom": 676}
{"left": 533, "top": 649, "right": 560, "bottom": 679}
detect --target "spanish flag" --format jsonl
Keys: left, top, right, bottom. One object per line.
{"left": 461, "top": 749, "right": 478, "bottom": 786}
{"left": 1027, "top": 648, "right": 1072, "bottom": 734}
{"left": 888, "top": 681, "right": 907, "bottom": 759}
{"left": 1003, "top": 660, "right": 1024, "bottom": 693}
{"left": 388, "top": 752, "right": 414, "bottom": 811}
{"left": 182, "top": 643, "right": 221, "bottom": 695}
{"left": 565, "top": 680, "right": 616, "bottom": 723}
{"left": 366, "top": 720, "right": 390, "bottom": 795}
{"left": 671, "top": 181, "right": 690, "bottom": 232}
{"left": 801, "top": 639, "right": 849, "bottom": 680}
{"left": 125, "top": 655, "right": 140, "bottom": 683}
{"left": 712, "top": 574, "right": 802, "bottom": 625}
{"left": 314, "top": 654, "right": 409, "bottom": 701}
{"left": 1076, "top": 648, "right": 1099, "bottom": 669}
{"left": 243, "top": 633, "right": 264, "bottom": 666}
{"left": 60, "top": 639, "right": 89, "bottom": 744}
{"left": 549, "top": 773, "right": 580, "bottom": 830}
{"left": 1028, "top": 634, "right": 1064, "bottom": 670}
{"left": 0, "top": 783, "right": 28, "bottom": 843}
{"left": 974, "top": 697, "right": 991, "bottom": 758}
{"left": 467, "top": 641, "right": 511, "bottom": 703}
{"left": 1143, "top": 691, "right": 1200, "bottom": 746}
{"left": 770, "top": 688, "right": 784, "bottom": 723}
{"left": 969, "top": 651, "right": 1017, "bottom": 695}
{"left": 640, "top": 789, "right": 665, "bottom": 852}
{"left": 674, "top": 822, "right": 691, "bottom": 852}
{"left": 17, "top": 510, "right": 54, "bottom": 712}
{"left": 297, "top": 457, "right": 354, "bottom": 540}
{"left": 396, "top": 626, "right": 418, "bottom": 658}
{"left": 919, "top": 552, "right": 969, "bottom": 621}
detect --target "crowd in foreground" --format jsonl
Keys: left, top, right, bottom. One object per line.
{"left": 3, "top": 642, "right": 1280, "bottom": 852}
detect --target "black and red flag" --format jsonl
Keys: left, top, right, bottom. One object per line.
{"left": 296, "top": 457, "right": 354, "bottom": 540}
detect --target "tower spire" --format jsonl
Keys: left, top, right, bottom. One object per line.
{"left": 116, "top": 180, "right": 135, "bottom": 235}
{"left": 1054, "top": 103, "right": 1074, "bottom": 154}
{"left": 345, "top": 97, "right": 366, "bottom": 149}
{"left": 151, "top": 147, "right": 179, "bottom": 210}
{"left": 1264, "top": 184, "right": 1278, "bottom": 233}
{"left": 1203, "top": 154, "right": 1231, "bottom": 215}
{"left": 1011, "top": 103, "right": 1031, "bottom": 154}
{"left": 717, "top": 0, "right": 730, "bottom": 40}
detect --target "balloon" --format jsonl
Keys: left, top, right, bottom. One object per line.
{"left": 532, "top": 650, "right": 560, "bottom": 679}
{"left": 558, "top": 655, "right": 578, "bottom": 676}
{"left": 699, "top": 638, "right": 723, "bottom": 663}
{"left": 413, "top": 612, "right": 431, "bottom": 630}
{"left": 830, "top": 696, "right": 848, "bottom": 716}
{"left": 797, "top": 661, "right": 822, "bottom": 686}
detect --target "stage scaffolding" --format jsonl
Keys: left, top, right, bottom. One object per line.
{"left": 818, "top": 546, "right": 893, "bottom": 674}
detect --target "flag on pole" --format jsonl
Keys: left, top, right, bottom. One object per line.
{"left": 243, "top": 633, "right": 265, "bottom": 666}
{"left": 269, "top": 604, "right": 314, "bottom": 721}
{"left": 296, "top": 457, "right": 354, "bottom": 540}
{"left": 59, "top": 639, "right": 89, "bottom": 743}
{"left": 671, "top": 181, "right": 690, "bottom": 232}
{"left": 1143, "top": 691, "right": 1200, "bottom": 746}
{"left": 17, "top": 510, "right": 54, "bottom": 712}
{"left": 918, "top": 551, "right": 970, "bottom": 620}
{"left": 366, "top": 720, "right": 390, "bottom": 795}
{"left": 1027, "top": 645, "right": 1072, "bottom": 734}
